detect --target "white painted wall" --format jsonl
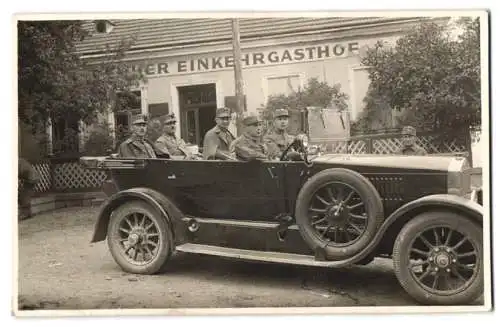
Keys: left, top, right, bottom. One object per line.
{"left": 139, "top": 35, "right": 397, "bottom": 139}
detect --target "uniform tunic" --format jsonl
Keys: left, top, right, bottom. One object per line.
{"left": 230, "top": 133, "right": 270, "bottom": 161}
{"left": 117, "top": 136, "right": 157, "bottom": 158}
{"left": 202, "top": 125, "right": 236, "bottom": 160}
{"left": 155, "top": 133, "right": 191, "bottom": 157}
{"left": 396, "top": 144, "right": 428, "bottom": 155}
{"left": 264, "top": 129, "right": 295, "bottom": 159}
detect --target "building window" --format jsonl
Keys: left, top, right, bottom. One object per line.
{"left": 266, "top": 75, "right": 302, "bottom": 97}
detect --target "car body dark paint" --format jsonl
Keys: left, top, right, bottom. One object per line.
{"left": 88, "top": 154, "right": 479, "bottom": 263}
{"left": 385, "top": 193, "right": 483, "bottom": 224}
{"left": 101, "top": 157, "right": 450, "bottom": 219}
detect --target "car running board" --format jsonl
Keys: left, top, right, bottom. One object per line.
{"left": 175, "top": 243, "right": 350, "bottom": 268}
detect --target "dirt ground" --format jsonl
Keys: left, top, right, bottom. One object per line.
{"left": 16, "top": 207, "right": 483, "bottom": 311}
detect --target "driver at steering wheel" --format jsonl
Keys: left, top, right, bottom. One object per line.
{"left": 264, "top": 109, "right": 302, "bottom": 161}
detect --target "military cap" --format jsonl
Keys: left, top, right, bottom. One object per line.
{"left": 402, "top": 126, "right": 417, "bottom": 136}
{"left": 132, "top": 114, "right": 147, "bottom": 125}
{"left": 242, "top": 114, "right": 262, "bottom": 126}
{"left": 273, "top": 108, "right": 290, "bottom": 118}
{"left": 164, "top": 113, "right": 177, "bottom": 124}
{"left": 216, "top": 107, "right": 232, "bottom": 118}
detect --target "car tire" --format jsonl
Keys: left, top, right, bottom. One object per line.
{"left": 393, "top": 211, "right": 483, "bottom": 305}
{"left": 107, "top": 200, "right": 173, "bottom": 275}
{"left": 295, "top": 168, "right": 384, "bottom": 260}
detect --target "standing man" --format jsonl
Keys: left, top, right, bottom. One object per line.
{"left": 396, "top": 125, "right": 428, "bottom": 155}
{"left": 18, "top": 157, "right": 39, "bottom": 220}
{"left": 230, "top": 114, "right": 270, "bottom": 161}
{"left": 155, "top": 113, "right": 194, "bottom": 159}
{"left": 264, "top": 108, "right": 297, "bottom": 159}
{"left": 117, "top": 114, "right": 157, "bottom": 158}
{"left": 202, "top": 107, "right": 236, "bottom": 160}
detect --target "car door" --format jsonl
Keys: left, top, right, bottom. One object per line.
{"left": 151, "top": 159, "right": 283, "bottom": 221}
{"left": 179, "top": 159, "right": 306, "bottom": 221}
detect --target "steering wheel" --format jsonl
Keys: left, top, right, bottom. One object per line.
{"left": 279, "top": 134, "right": 311, "bottom": 164}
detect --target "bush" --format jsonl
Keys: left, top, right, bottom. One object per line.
{"left": 82, "top": 123, "right": 115, "bottom": 156}
{"left": 357, "top": 18, "right": 481, "bottom": 139}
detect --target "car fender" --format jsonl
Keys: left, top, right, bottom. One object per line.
{"left": 370, "top": 193, "right": 483, "bottom": 249}
{"left": 337, "top": 194, "right": 483, "bottom": 267}
{"left": 383, "top": 193, "right": 483, "bottom": 226}
{"left": 91, "top": 187, "right": 184, "bottom": 244}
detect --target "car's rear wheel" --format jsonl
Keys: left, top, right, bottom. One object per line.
{"left": 107, "top": 200, "right": 173, "bottom": 274}
{"left": 295, "top": 168, "right": 384, "bottom": 260}
{"left": 393, "top": 211, "right": 483, "bottom": 305}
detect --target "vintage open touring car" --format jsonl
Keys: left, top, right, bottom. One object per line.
{"left": 81, "top": 136, "right": 484, "bottom": 306}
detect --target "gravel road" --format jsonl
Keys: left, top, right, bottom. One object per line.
{"left": 17, "top": 207, "right": 481, "bottom": 311}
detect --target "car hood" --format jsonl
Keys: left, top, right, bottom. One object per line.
{"left": 311, "top": 153, "right": 467, "bottom": 172}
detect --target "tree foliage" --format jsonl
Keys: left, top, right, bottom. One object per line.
{"left": 265, "top": 78, "right": 348, "bottom": 114}
{"left": 18, "top": 20, "right": 144, "bottom": 129}
{"left": 263, "top": 77, "right": 349, "bottom": 133}
{"left": 354, "top": 18, "right": 481, "bottom": 138}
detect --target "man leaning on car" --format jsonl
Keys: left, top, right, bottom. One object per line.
{"left": 395, "top": 125, "right": 428, "bottom": 155}
{"left": 117, "top": 114, "right": 157, "bottom": 158}
{"left": 230, "top": 114, "right": 271, "bottom": 161}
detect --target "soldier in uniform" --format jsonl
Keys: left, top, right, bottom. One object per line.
{"left": 117, "top": 114, "right": 157, "bottom": 158}
{"left": 155, "top": 113, "right": 194, "bottom": 159}
{"left": 230, "top": 114, "right": 270, "bottom": 161}
{"left": 264, "top": 108, "right": 302, "bottom": 160}
{"left": 396, "top": 125, "right": 428, "bottom": 155}
{"left": 202, "top": 107, "right": 236, "bottom": 160}
{"left": 264, "top": 109, "right": 295, "bottom": 158}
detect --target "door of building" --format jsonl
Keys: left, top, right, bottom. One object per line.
{"left": 178, "top": 84, "right": 217, "bottom": 147}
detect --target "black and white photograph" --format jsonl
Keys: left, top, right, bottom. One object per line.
{"left": 13, "top": 9, "right": 491, "bottom": 317}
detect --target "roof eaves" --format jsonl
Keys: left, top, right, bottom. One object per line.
{"left": 78, "top": 17, "right": 427, "bottom": 59}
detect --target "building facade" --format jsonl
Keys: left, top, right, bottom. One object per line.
{"left": 73, "top": 16, "right": 445, "bottom": 149}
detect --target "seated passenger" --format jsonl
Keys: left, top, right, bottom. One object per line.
{"left": 230, "top": 114, "right": 271, "bottom": 161}
{"left": 155, "top": 113, "right": 195, "bottom": 159}
{"left": 202, "top": 107, "right": 236, "bottom": 160}
{"left": 117, "top": 114, "right": 157, "bottom": 159}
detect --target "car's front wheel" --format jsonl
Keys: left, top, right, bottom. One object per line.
{"left": 393, "top": 211, "right": 483, "bottom": 305}
{"left": 295, "top": 168, "right": 384, "bottom": 260}
{"left": 107, "top": 200, "right": 173, "bottom": 274}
